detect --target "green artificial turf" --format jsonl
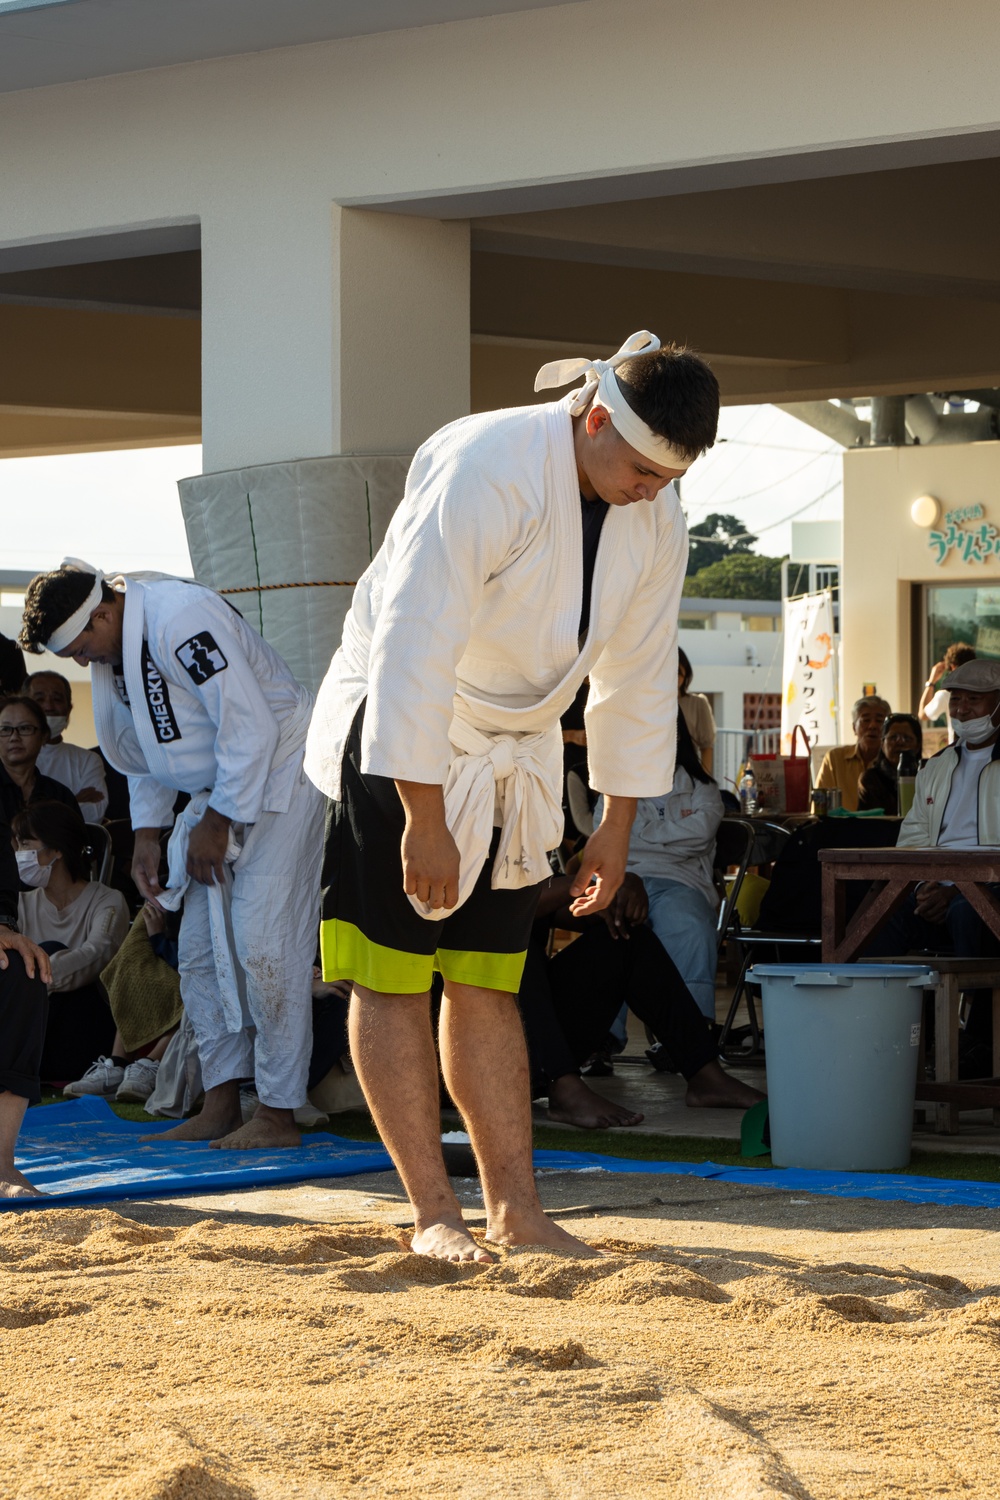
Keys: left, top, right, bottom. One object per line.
{"left": 40, "top": 1094, "right": 1000, "bottom": 1187}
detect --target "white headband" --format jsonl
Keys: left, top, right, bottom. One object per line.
{"left": 534, "top": 330, "right": 696, "bottom": 471}
{"left": 43, "top": 558, "right": 106, "bottom": 653}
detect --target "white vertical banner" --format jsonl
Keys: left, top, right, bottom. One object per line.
{"left": 781, "top": 591, "right": 838, "bottom": 754}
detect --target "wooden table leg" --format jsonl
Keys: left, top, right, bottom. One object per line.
{"left": 935, "top": 972, "right": 961, "bottom": 1134}
{"left": 827, "top": 878, "right": 914, "bottom": 964}
{"left": 821, "top": 864, "right": 844, "bottom": 961}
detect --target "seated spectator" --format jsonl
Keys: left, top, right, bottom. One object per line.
{"left": 919, "top": 642, "right": 976, "bottom": 725}
{"left": 0, "top": 818, "right": 51, "bottom": 1197}
{"left": 0, "top": 695, "right": 80, "bottom": 824}
{"left": 866, "top": 660, "right": 1000, "bottom": 1069}
{"left": 857, "top": 713, "right": 925, "bottom": 815}
{"left": 678, "top": 648, "right": 716, "bottom": 775}
{"left": 815, "top": 695, "right": 890, "bottom": 812}
{"left": 25, "top": 671, "right": 108, "bottom": 824}
{"left": 599, "top": 712, "right": 724, "bottom": 1021}
{"left": 519, "top": 868, "right": 764, "bottom": 1128}
{"left": 12, "top": 801, "right": 129, "bottom": 1084}
{"left": 65, "top": 901, "right": 182, "bottom": 1103}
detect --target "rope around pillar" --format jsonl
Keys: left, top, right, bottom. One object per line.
{"left": 218, "top": 580, "right": 358, "bottom": 594}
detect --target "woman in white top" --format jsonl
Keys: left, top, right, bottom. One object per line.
{"left": 12, "top": 800, "right": 128, "bottom": 1083}
{"left": 678, "top": 648, "right": 716, "bottom": 775}
{"left": 919, "top": 642, "right": 976, "bottom": 728}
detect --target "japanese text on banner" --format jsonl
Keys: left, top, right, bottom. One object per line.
{"left": 781, "top": 591, "right": 838, "bottom": 754}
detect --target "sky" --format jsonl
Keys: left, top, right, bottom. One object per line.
{"left": 0, "top": 405, "right": 844, "bottom": 578}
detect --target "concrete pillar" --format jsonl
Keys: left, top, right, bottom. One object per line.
{"left": 182, "top": 205, "right": 471, "bottom": 690}
{"left": 199, "top": 203, "right": 470, "bottom": 470}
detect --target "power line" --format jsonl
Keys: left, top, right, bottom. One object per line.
{"left": 722, "top": 479, "right": 842, "bottom": 543}
{"left": 684, "top": 446, "right": 836, "bottom": 516}
{"left": 717, "top": 438, "right": 843, "bottom": 454}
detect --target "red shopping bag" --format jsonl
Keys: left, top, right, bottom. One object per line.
{"left": 752, "top": 725, "right": 811, "bottom": 813}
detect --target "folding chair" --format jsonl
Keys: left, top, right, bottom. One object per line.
{"left": 84, "top": 823, "right": 113, "bottom": 885}
{"left": 712, "top": 815, "right": 758, "bottom": 956}
{"left": 717, "top": 820, "right": 821, "bottom": 1059}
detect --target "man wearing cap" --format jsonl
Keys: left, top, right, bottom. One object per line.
{"left": 305, "top": 332, "right": 720, "bottom": 1262}
{"left": 18, "top": 561, "right": 323, "bottom": 1150}
{"left": 869, "top": 659, "right": 1000, "bottom": 959}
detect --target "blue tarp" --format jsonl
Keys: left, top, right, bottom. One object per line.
{"left": 9, "top": 1096, "right": 393, "bottom": 1205}
{"left": 7, "top": 1097, "right": 1000, "bottom": 1210}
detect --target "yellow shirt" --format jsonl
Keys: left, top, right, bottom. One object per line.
{"left": 815, "top": 743, "right": 872, "bottom": 813}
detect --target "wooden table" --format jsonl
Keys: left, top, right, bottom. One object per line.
{"left": 819, "top": 846, "right": 1000, "bottom": 963}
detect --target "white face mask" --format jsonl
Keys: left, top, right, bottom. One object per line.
{"left": 952, "top": 708, "right": 1000, "bottom": 745}
{"left": 45, "top": 714, "right": 68, "bottom": 738}
{"left": 15, "top": 849, "right": 53, "bottom": 888}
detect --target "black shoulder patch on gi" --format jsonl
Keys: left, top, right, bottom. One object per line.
{"left": 175, "top": 631, "right": 229, "bottom": 686}
{"left": 141, "top": 643, "right": 181, "bottom": 744}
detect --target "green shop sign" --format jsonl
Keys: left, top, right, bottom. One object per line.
{"left": 929, "top": 504, "right": 1000, "bottom": 565}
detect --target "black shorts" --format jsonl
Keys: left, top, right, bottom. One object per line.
{"left": 319, "top": 703, "right": 543, "bottom": 995}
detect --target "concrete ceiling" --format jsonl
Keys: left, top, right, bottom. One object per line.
{"left": 472, "top": 158, "right": 1000, "bottom": 304}
{"left": 0, "top": 0, "right": 577, "bottom": 93}
{"left": 4, "top": 151, "right": 1000, "bottom": 452}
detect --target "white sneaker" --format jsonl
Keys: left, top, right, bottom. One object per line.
{"left": 64, "top": 1056, "right": 125, "bottom": 1098}
{"left": 115, "top": 1057, "right": 160, "bottom": 1103}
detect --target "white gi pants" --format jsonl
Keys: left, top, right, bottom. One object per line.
{"left": 177, "top": 763, "right": 324, "bottom": 1109}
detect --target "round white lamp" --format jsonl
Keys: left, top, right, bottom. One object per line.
{"left": 911, "top": 494, "right": 941, "bottom": 529}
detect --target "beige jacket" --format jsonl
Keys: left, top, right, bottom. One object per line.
{"left": 898, "top": 741, "right": 1000, "bottom": 848}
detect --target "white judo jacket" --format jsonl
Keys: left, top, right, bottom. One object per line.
{"left": 305, "top": 397, "right": 689, "bottom": 908}
{"left": 92, "top": 575, "right": 314, "bottom": 831}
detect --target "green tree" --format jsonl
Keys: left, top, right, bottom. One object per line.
{"left": 683, "top": 552, "right": 786, "bottom": 601}
{"left": 685, "top": 512, "right": 757, "bottom": 576}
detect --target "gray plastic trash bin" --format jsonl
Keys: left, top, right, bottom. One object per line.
{"left": 751, "top": 963, "right": 937, "bottom": 1171}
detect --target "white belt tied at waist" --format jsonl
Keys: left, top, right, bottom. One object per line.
{"left": 408, "top": 717, "right": 564, "bottom": 922}
{"left": 157, "top": 790, "right": 246, "bottom": 1032}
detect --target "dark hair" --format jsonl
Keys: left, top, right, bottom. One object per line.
{"left": 614, "top": 346, "right": 720, "bottom": 462}
{"left": 19, "top": 568, "right": 115, "bottom": 655}
{"left": 0, "top": 694, "right": 49, "bottom": 737}
{"left": 24, "top": 669, "right": 73, "bottom": 706}
{"left": 12, "top": 799, "right": 91, "bottom": 881}
{"left": 882, "top": 713, "right": 923, "bottom": 748}
{"left": 678, "top": 647, "right": 693, "bottom": 695}
{"left": 677, "top": 703, "right": 713, "bottom": 784}
{"left": 944, "top": 642, "right": 976, "bottom": 670}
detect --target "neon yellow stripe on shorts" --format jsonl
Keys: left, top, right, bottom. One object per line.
{"left": 320, "top": 919, "right": 527, "bottom": 995}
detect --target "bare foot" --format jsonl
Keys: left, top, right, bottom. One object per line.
{"left": 140, "top": 1108, "right": 242, "bottom": 1143}
{"left": 411, "top": 1217, "right": 494, "bottom": 1264}
{"left": 546, "top": 1073, "right": 644, "bottom": 1130}
{"left": 486, "top": 1207, "right": 604, "bottom": 1259}
{"left": 209, "top": 1104, "right": 301, "bottom": 1151}
{"left": 0, "top": 1167, "right": 43, "bottom": 1198}
{"left": 141, "top": 1081, "right": 242, "bottom": 1143}
{"left": 685, "top": 1059, "right": 766, "bottom": 1111}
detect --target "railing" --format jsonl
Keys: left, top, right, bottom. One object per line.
{"left": 714, "top": 727, "right": 782, "bottom": 793}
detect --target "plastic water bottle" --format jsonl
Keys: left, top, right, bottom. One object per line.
{"left": 897, "top": 750, "right": 918, "bottom": 818}
{"left": 738, "top": 760, "right": 758, "bottom": 816}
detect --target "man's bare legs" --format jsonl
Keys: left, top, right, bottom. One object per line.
{"left": 439, "top": 984, "right": 598, "bottom": 1256}
{"left": 0, "top": 1090, "right": 42, "bottom": 1197}
{"left": 350, "top": 985, "right": 490, "bottom": 1263}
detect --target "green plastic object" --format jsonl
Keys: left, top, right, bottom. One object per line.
{"left": 740, "top": 1100, "right": 771, "bottom": 1158}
